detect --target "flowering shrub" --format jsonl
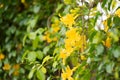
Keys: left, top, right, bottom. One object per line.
{"left": 23, "top": 0, "right": 120, "bottom": 80}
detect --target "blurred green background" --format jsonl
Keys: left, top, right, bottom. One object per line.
{"left": 0, "top": 0, "right": 60, "bottom": 80}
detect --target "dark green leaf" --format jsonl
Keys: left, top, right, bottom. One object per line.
{"left": 102, "top": 0, "right": 107, "bottom": 8}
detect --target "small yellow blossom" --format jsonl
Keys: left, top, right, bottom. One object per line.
{"left": 43, "top": 32, "right": 52, "bottom": 43}
{"left": 105, "top": 37, "right": 111, "bottom": 48}
{"left": 61, "top": 65, "right": 78, "bottom": 80}
{"left": 51, "top": 20, "right": 60, "bottom": 33}
{"left": 80, "top": 55, "right": 86, "bottom": 60}
{"left": 115, "top": 8, "right": 120, "bottom": 17}
{"left": 103, "top": 20, "right": 109, "bottom": 32}
{"left": 13, "top": 64, "right": 20, "bottom": 70}
{"left": 65, "top": 45, "right": 74, "bottom": 55}
{"left": 13, "top": 70, "right": 19, "bottom": 76}
{"left": 66, "top": 28, "right": 81, "bottom": 44}
{"left": 60, "top": 49, "right": 68, "bottom": 59}
{"left": 13, "top": 64, "right": 20, "bottom": 76}
{"left": 60, "top": 14, "right": 77, "bottom": 28}
{"left": 59, "top": 49, "right": 68, "bottom": 65}
{"left": 103, "top": 37, "right": 111, "bottom": 48}
{"left": 3, "top": 64, "right": 11, "bottom": 70}
{"left": 0, "top": 53, "right": 5, "bottom": 60}
{"left": 61, "top": 66, "right": 73, "bottom": 80}
{"left": 65, "top": 28, "right": 78, "bottom": 39}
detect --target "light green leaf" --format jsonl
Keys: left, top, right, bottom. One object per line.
{"left": 36, "top": 51, "right": 43, "bottom": 60}
{"left": 112, "top": 46, "right": 120, "bottom": 58}
{"left": 32, "top": 37, "right": 39, "bottom": 49}
{"left": 22, "top": 50, "right": 29, "bottom": 62}
{"left": 23, "top": 34, "right": 28, "bottom": 46}
{"left": 96, "top": 44, "right": 104, "bottom": 56}
{"left": 28, "top": 32, "right": 36, "bottom": 40}
{"left": 33, "top": 5, "right": 41, "bottom": 13}
{"left": 27, "top": 51, "right": 36, "bottom": 62}
{"left": 106, "top": 62, "right": 114, "bottom": 74}
{"left": 42, "top": 55, "right": 52, "bottom": 65}
{"left": 41, "top": 66, "right": 46, "bottom": 74}
{"left": 36, "top": 69, "right": 45, "bottom": 80}
{"left": 53, "top": 61, "right": 58, "bottom": 68}
{"left": 28, "top": 69, "right": 36, "bottom": 79}
{"left": 43, "top": 46, "right": 50, "bottom": 55}
{"left": 35, "top": 28, "right": 44, "bottom": 34}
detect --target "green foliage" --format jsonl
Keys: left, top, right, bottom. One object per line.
{"left": 0, "top": 0, "right": 60, "bottom": 79}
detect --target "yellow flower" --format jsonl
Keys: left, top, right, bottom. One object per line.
{"left": 60, "top": 49, "right": 68, "bottom": 59}
{"left": 61, "top": 65, "right": 78, "bottom": 80}
{"left": 60, "top": 14, "right": 77, "bottom": 28}
{"left": 65, "top": 44, "right": 74, "bottom": 55}
{"left": 103, "top": 20, "right": 109, "bottom": 32}
{"left": 13, "top": 64, "right": 20, "bottom": 70}
{"left": 115, "top": 8, "right": 120, "bottom": 17}
{"left": 13, "top": 70, "right": 19, "bottom": 76}
{"left": 53, "top": 37, "right": 57, "bottom": 41}
{"left": 66, "top": 28, "right": 78, "bottom": 38}
{"left": 51, "top": 20, "right": 60, "bottom": 33}
{"left": 0, "top": 53, "right": 5, "bottom": 60}
{"left": 59, "top": 49, "right": 68, "bottom": 65}
{"left": 80, "top": 55, "right": 86, "bottom": 60}
{"left": 105, "top": 37, "right": 111, "bottom": 48}
{"left": 61, "top": 66, "right": 73, "bottom": 80}
{"left": 3, "top": 64, "right": 11, "bottom": 70}
{"left": 66, "top": 28, "right": 81, "bottom": 43}
{"left": 43, "top": 32, "right": 52, "bottom": 43}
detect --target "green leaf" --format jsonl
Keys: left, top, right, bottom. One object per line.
{"left": 27, "top": 51, "right": 36, "bottom": 62}
{"left": 33, "top": 4, "right": 41, "bottom": 13}
{"left": 41, "top": 66, "right": 46, "bottom": 74}
{"left": 36, "top": 69, "right": 45, "bottom": 80}
{"left": 56, "top": 4, "right": 64, "bottom": 13}
{"left": 113, "top": 16, "right": 120, "bottom": 27}
{"left": 23, "top": 34, "right": 28, "bottom": 46}
{"left": 43, "top": 46, "right": 50, "bottom": 55}
{"left": 89, "top": 30, "right": 97, "bottom": 42}
{"left": 28, "top": 69, "right": 36, "bottom": 79}
{"left": 94, "top": 11, "right": 101, "bottom": 26}
{"left": 64, "top": 0, "right": 73, "bottom": 4}
{"left": 98, "top": 62, "right": 104, "bottom": 71}
{"left": 106, "top": 62, "right": 114, "bottom": 74}
{"left": 36, "top": 51, "right": 43, "bottom": 60}
{"left": 35, "top": 28, "right": 44, "bottom": 34}
{"left": 96, "top": 44, "right": 104, "bottom": 56}
{"left": 112, "top": 46, "right": 120, "bottom": 58}
{"left": 22, "top": 50, "right": 29, "bottom": 62}
{"left": 42, "top": 55, "right": 52, "bottom": 65}
{"left": 108, "top": 0, "right": 112, "bottom": 10}
{"left": 32, "top": 36, "right": 39, "bottom": 49}
{"left": 53, "top": 61, "right": 58, "bottom": 68}
{"left": 102, "top": 0, "right": 107, "bottom": 8}
{"left": 28, "top": 32, "right": 36, "bottom": 40}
